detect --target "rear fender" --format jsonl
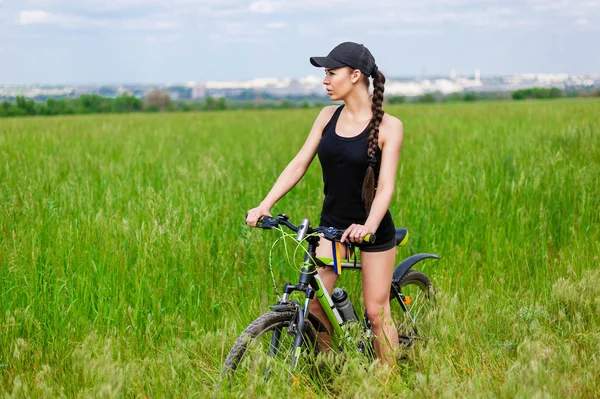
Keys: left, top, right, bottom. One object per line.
{"left": 392, "top": 253, "right": 440, "bottom": 282}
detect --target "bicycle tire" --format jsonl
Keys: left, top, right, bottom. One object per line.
{"left": 221, "top": 311, "right": 320, "bottom": 381}
{"left": 390, "top": 270, "right": 435, "bottom": 346}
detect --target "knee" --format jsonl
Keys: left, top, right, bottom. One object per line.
{"left": 365, "top": 303, "right": 390, "bottom": 326}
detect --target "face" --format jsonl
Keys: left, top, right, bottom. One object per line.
{"left": 322, "top": 67, "right": 362, "bottom": 101}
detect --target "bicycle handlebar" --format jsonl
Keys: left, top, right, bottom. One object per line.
{"left": 255, "top": 213, "right": 376, "bottom": 244}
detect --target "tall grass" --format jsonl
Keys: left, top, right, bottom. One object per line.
{"left": 1, "top": 99, "right": 599, "bottom": 397}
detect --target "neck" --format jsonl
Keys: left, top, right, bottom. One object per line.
{"left": 341, "top": 87, "right": 373, "bottom": 121}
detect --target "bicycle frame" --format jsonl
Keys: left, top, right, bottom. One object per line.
{"left": 272, "top": 232, "right": 366, "bottom": 369}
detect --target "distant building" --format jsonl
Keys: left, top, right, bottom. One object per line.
{"left": 2, "top": 72, "right": 598, "bottom": 102}
{"left": 117, "top": 86, "right": 130, "bottom": 96}
{"left": 288, "top": 79, "right": 301, "bottom": 91}
{"left": 191, "top": 83, "right": 206, "bottom": 99}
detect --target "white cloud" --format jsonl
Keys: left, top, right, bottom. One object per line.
{"left": 530, "top": 0, "right": 570, "bottom": 11}
{"left": 17, "top": 9, "right": 180, "bottom": 31}
{"left": 265, "top": 21, "right": 286, "bottom": 29}
{"left": 144, "top": 33, "right": 182, "bottom": 44}
{"left": 153, "top": 21, "right": 177, "bottom": 30}
{"left": 223, "top": 21, "right": 253, "bottom": 35}
{"left": 205, "top": 18, "right": 290, "bottom": 43}
{"left": 19, "top": 0, "right": 250, "bottom": 22}
{"left": 18, "top": 9, "right": 109, "bottom": 29}
{"left": 208, "top": 7, "right": 247, "bottom": 17}
{"left": 337, "top": 5, "right": 542, "bottom": 31}
{"left": 20, "top": 10, "right": 63, "bottom": 25}
{"left": 576, "top": 17, "right": 589, "bottom": 24}
{"left": 529, "top": 0, "right": 600, "bottom": 17}
{"left": 249, "top": 0, "right": 278, "bottom": 13}
{"left": 297, "top": 23, "right": 324, "bottom": 37}
{"left": 248, "top": 0, "right": 349, "bottom": 13}
{"left": 367, "top": 28, "right": 442, "bottom": 37}
{"left": 208, "top": 32, "right": 268, "bottom": 43}
{"left": 25, "top": 0, "right": 231, "bottom": 11}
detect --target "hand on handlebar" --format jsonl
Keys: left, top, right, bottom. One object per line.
{"left": 246, "top": 205, "right": 272, "bottom": 227}
{"left": 340, "top": 223, "right": 376, "bottom": 245}
{"left": 248, "top": 213, "right": 376, "bottom": 243}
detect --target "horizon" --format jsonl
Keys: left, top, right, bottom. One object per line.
{"left": 1, "top": 71, "right": 598, "bottom": 88}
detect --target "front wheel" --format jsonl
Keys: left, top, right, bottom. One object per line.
{"left": 390, "top": 270, "right": 435, "bottom": 346}
{"left": 221, "top": 311, "right": 320, "bottom": 383}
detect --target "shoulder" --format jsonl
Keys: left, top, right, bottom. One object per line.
{"left": 379, "top": 113, "right": 404, "bottom": 147}
{"left": 380, "top": 113, "right": 403, "bottom": 133}
{"left": 309, "top": 105, "right": 339, "bottom": 131}
{"left": 317, "top": 105, "right": 338, "bottom": 122}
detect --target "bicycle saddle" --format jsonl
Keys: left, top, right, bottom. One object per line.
{"left": 395, "top": 228, "right": 408, "bottom": 246}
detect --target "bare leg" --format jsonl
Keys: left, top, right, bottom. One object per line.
{"left": 308, "top": 238, "right": 344, "bottom": 351}
{"left": 361, "top": 247, "right": 399, "bottom": 366}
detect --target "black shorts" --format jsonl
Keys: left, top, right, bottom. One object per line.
{"left": 320, "top": 210, "right": 397, "bottom": 253}
{"left": 356, "top": 234, "right": 396, "bottom": 252}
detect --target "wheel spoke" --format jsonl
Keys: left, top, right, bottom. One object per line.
{"left": 268, "top": 327, "right": 283, "bottom": 357}
{"left": 222, "top": 311, "right": 320, "bottom": 384}
{"left": 389, "top": 271, "right": 434, "bottom": 344}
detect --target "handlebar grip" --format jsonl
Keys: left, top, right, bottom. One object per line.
{"left": 364, "top": 233, "right": 376, "bottom": 243}
{"left": 254, "top": 215, "right": 278, "bottom": 229}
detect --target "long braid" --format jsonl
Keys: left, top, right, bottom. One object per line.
{"left": 361, "top": 68, "right": 386, "bottom": 213}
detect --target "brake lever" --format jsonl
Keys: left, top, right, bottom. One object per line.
{"left": 257, "top": 216, "right": 279, "bottom": 229}
{"left": 320, "top": 227, "right": 343, "bottom": 242}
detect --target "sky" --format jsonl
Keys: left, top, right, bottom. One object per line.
{"left": 0, "top": 0, "right": 599, "bottom": 85}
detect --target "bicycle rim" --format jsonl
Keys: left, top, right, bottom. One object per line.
{"left": 222, "top": 311, "right": 319, "bottom": 384}
{"left": 390, "top": 270, "right": 434, "bottom": 345}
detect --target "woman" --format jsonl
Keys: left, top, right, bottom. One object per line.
{"left": 246, "top": 42, "right": 404, "bottom": 366}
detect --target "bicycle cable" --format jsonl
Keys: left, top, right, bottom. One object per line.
{"left": 267, "top": 226, "right": 296, "bottom": 300}
{"left": 266, "top": 228, "right": 323, "bottom": 301}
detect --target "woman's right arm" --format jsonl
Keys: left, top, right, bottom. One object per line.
{"left": 246, "top": 106, "right": 337, "bottom": 226}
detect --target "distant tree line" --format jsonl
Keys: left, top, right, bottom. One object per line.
{"left": 387, "top": 87, "right": 600, "bottom": 104}
{"left": 1, "top": 87, "right": 599, "bottom": 118}
{"left": 511, "top": 87, "right": 564, "bottom": 100}
{"left": 0, "top": 93, "right": 143, "bottom": 117}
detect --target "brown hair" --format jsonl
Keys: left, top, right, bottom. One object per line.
{"left": 361, "top": 68, "right": 386, "bottom": 213}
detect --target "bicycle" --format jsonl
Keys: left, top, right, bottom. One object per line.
{"left": 221, "top": 213, "right": 439, "bottom": 380}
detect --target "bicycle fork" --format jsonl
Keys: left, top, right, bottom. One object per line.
{"left": 267, "top": 283, "right": 316, "bottom": 371}
{"left": 290, "top": 293, "right": 313, "bottom": 370}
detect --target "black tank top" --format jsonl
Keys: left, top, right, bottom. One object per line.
{"left": 317, "top": 105, "right": 395, "bottom": 240}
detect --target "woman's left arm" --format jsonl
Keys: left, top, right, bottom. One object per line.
{"left": 364, "top": 117, "right": 404, "bottom": 232}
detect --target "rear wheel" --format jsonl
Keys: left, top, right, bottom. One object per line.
{"left": 221, "top": 311, "right": 320, "bottom": 384}
{"left": 390, "top": 270, "right": 434, "bottom": 346}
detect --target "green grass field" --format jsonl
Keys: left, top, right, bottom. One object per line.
{"left": 1, "top": 99, "right": 599, "bottom": 397}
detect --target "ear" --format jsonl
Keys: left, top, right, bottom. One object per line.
{"left": 350, "top": 69, "right": 362, "bottom": 84}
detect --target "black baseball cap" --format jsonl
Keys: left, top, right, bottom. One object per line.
{"left": 310, "top": 42, "right": 377, "bottom": 77}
